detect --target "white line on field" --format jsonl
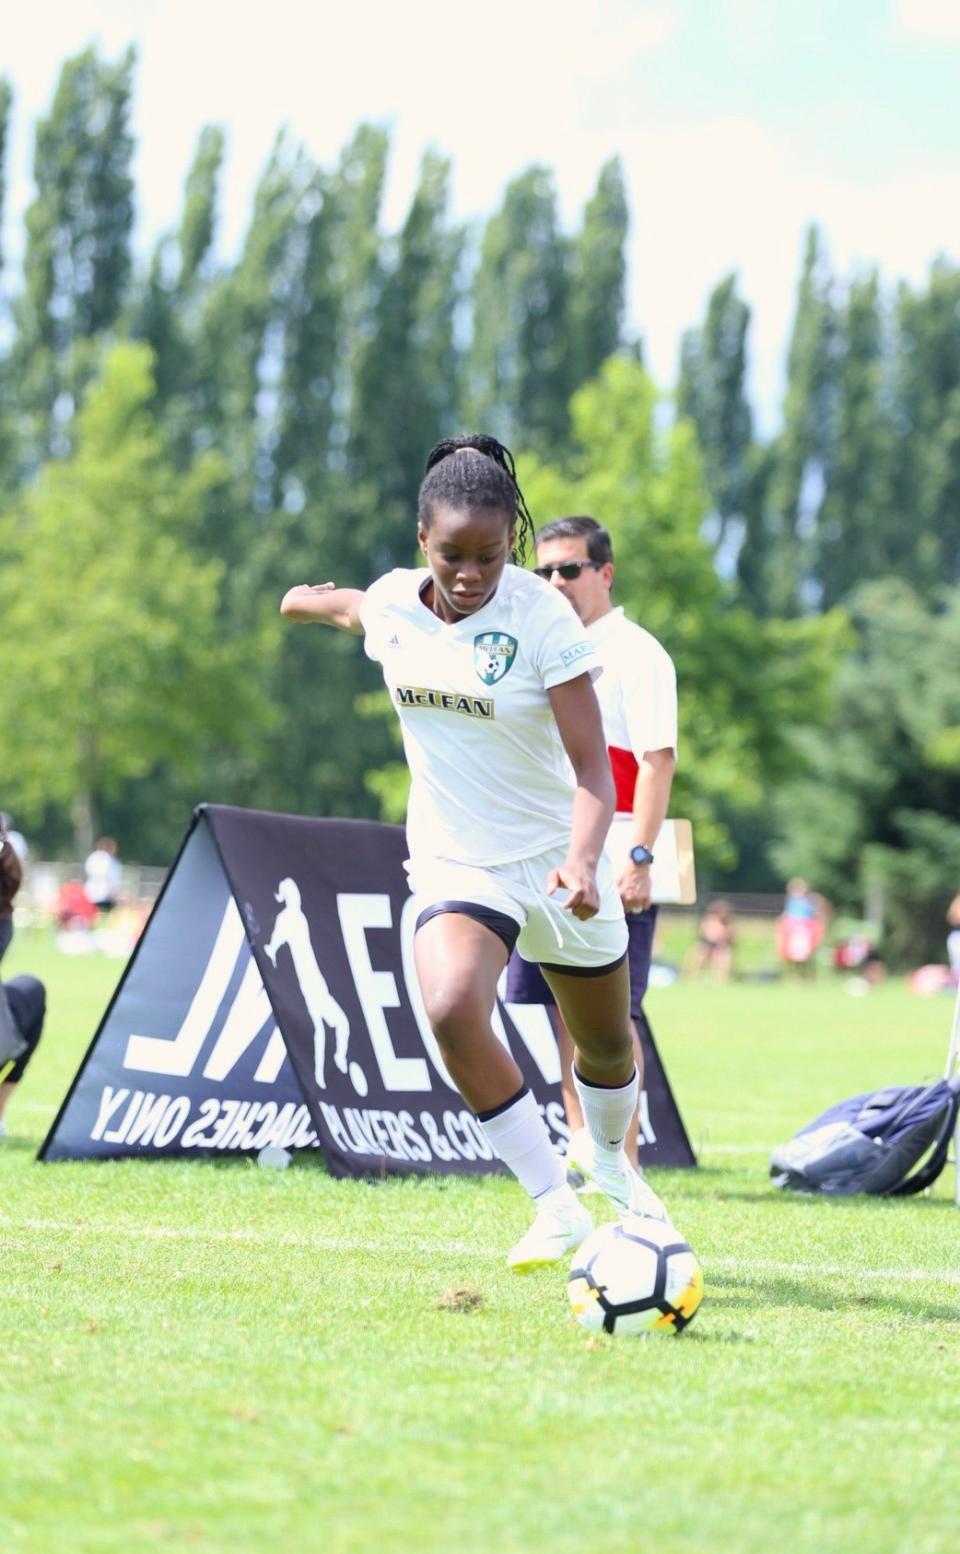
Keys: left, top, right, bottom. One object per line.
{"left": 0, "top": 1215, "right": 494, "bottom": 1260}
{"left": 2, "top": 1216, "right": 959, "bottom": 1288}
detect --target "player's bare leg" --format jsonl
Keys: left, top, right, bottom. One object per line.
{"left": 414, "top": 913, "right": 592, "bottom": 1269}
{"left": 544, "top": 962, "right": 672, "bottom": 1225}
{"left": 553, "top": 1010, "right": 645, "bottom": 1162}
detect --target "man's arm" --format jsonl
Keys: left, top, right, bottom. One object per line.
{"left": 619, "top": 746, "right": 676, "bottom": 912}
{"left": 279, "top": 582, "right": 365, "bottom": 634}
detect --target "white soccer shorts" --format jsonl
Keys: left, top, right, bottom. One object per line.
{"left": 407, "top": 842, "right": 628, "bottom": 971}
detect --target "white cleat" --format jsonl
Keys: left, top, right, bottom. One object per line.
{"left": 567, "top": 1126, "right": 673, "bottom": 1225}
{"left": 507, "top": 1191, "right": 594, "bottom": 1274}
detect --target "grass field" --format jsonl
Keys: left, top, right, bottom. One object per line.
{"left": 2, "top": 931, "right": 959, "bottom": 1554}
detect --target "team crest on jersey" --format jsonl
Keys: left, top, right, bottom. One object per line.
{"left": 474, "top": 631, "right": 518, "bottom": 686}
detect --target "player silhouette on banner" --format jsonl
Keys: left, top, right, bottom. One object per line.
{"left": 264, "top": 877, "right": 357, "bottom": 1091}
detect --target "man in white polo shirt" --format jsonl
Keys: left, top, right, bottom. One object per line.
{"left": 505, "top": 515, "right": 677, "bottom": 1169}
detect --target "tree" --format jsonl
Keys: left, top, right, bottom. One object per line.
{"left": 771, "top": 578, "right": 960, "bottom": 964}
{"left": 0, "top": 76, "right": 15, "bottom": 485}
{"left": 179, "top": 125, "right": 226, "bottom": 291}
{"left": 466, "top": 166, "right": 570, "bottom": 453}
{"left": 12, "top": 46, "right": 136, "bottom": 467}
{"left": 0, "top": 75, "right": 12, "bottom": 279}
{"left": 239, "top": 128, "right": 399, "bottom": 824}
{"left": 190, "top": 132, "right": 311, "bottom": 527}
{"left": 814, "top": 271, "right": 892, "bottom": 608}
{"left": 131, "top": 125, "right": 227, "bottom": 416}
{"left": 889, "top": 260, "right": 960, "bottom": 592}
{"left": 762, "top": 225, "right": 837, "bottom": 615}
{"left": 567, "top": 157, "right": 629, "bottom": 389}
{"left": 677, "top": 272, "right": 753, "bottom": 562}
{"left": 347, "top": 148, "right": 463, "bottom": 572}
{"left": 269, "top": 167, "right": 342, "bottom": 510}
{"left": 0, "top": 342, "right": 276, "bottom": 855}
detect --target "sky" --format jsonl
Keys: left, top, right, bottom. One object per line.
{"left": 3, "top": 0, "right": 959, "bottom": 433}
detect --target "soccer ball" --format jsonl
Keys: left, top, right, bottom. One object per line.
{"left": 568, "top": 1216, "right": 704, "bottom": 1337}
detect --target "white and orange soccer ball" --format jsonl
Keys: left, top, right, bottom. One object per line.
{"left": 567, "top": 1216, "right": 704, "bottom": 1337}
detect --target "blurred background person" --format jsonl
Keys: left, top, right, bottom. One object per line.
{"left": 0, "top": 812, "right": 28, "bottom": 862}
{"left": 0, "top": 815, "right": 23, "bottom": 965}
{"left": 776, "top": 877, "right": 828, "bottom": 977}
{"left": 947, "top": 892, "right": 960, "bottom": 981}
{"left": 686, "top": 899, "right": 736, "bottom": 983}
{"left": 83, "top": 836, "right": 123, "bottom": 916}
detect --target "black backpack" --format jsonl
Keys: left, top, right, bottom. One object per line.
{"left": 0, "top": 982, "right": 28, "bottom": 1067}
{"left": 770, "top": 1076, "right": 960, "bottom": 1197}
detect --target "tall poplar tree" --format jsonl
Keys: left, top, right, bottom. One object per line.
{"left": 764, "top": 225, "right": 837, "bottom": 614}
{"left": 0, "top": 76, "right": 11, "bottom": 278}
{"left": 0, "top": 77, "right": 14, "bottom": 486}
{"left": 814, "top": 271, "right": 891, "bottom": 607}
{"left": 466, "top": 166, "right": 570, "bottom": 453}
{"left": 12, "top": 46, "right": 136, "bottom": 467}
{"left": 133, "top": 125, "right": 227, "bottom": 414}
{"left": 567, "top": 157, "right": 628, "bottom": 389}
{"left": 890, "top": 260, "right": 960, "bottom": 591}
{"left": 347, "top": 148, "right": 462, "bottom": 570}
{"left": 677, "top": 272, "right": 753, "bottom": 559}
{"left": 245, "top": 128, "right": 397, "bottom": 825}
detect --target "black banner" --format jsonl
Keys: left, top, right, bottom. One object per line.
{"left": 41, "top": 804, "right": 695, "bottom": 1174}
{"left": 634, "top": 1012, "right": 696, "bottom": 1168}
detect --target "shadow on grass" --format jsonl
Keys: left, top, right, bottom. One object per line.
{"left": 681, "top": 1326, "right": 758, "bottom": 1345}
{"left": 0, "top": 1134, "right": 40, "bottom": 1155}
{"left": 706, "top": 1270, "right": 960, "bottom": 1324}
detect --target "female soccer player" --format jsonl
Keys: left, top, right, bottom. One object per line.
{"left": 280, "top": 435, "right": 671, "bottom": 1270}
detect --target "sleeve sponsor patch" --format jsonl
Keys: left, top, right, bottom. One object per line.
{"left": 560, "top": 641, "right": 593, "bottom": 668}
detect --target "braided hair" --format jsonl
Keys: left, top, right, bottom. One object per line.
{"left": 418, "top": 434, "right": 536, "bottom": 566}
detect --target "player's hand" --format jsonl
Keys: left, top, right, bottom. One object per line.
{"left": 546, "top": 862, "right": 600, "bottom": 920}
{"left": 619, "top": 862, "right": 652, "bottom": 914}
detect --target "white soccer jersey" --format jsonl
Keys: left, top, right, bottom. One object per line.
{"left": 359, "top": 565, "right": 598, "bottom": 867}
{"left": 587, "top": 607, "right": 677, "bottom": 814}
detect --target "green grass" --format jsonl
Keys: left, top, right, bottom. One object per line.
{"left": 2, "top": 931, "right": 959, "bottom": 1554}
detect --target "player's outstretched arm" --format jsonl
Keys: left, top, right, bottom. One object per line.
{"left": 279, "top": 582, "right": 365, "bottom": 634}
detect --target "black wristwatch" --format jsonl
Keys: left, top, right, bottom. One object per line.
{"left": 629, "top": 843, "right": 655, "bottom": 866}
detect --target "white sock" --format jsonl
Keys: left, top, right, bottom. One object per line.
{"left": 573, "top": 1066, "right": 638, "bottom": 1165}
{"left": 477, "top": 1086, "right": 566, "bottom": 1202}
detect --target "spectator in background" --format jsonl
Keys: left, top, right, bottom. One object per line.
{"left": 687, "top": 899, "right": 736, "bottom": 983}
{"left": 0, "top": 973, "right": 46, "bottom": 1140}
{"left": 0, "top": 816, "right": 23, "bottom": 965}
{"left": 776, "top": 878, "right": 828, "bottom": 976}
{"left": 947, "top": 892, "right": 960, "bottom": 981}
{"left": 833, "top": 928, "right": 886, "bottom": 991}
{"left": 0, "top": 812, "right": 28, "bottom": 863}
{"left": 84, "top": 836, "right": 123, "bottom": 916}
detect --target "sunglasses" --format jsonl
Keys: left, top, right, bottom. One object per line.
{"left": 533, "top": 560, "right": 603, "bottom": 581}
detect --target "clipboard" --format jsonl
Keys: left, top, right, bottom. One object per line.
{"left": 605, "top": 817, "right": 697, "bottom": 906}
